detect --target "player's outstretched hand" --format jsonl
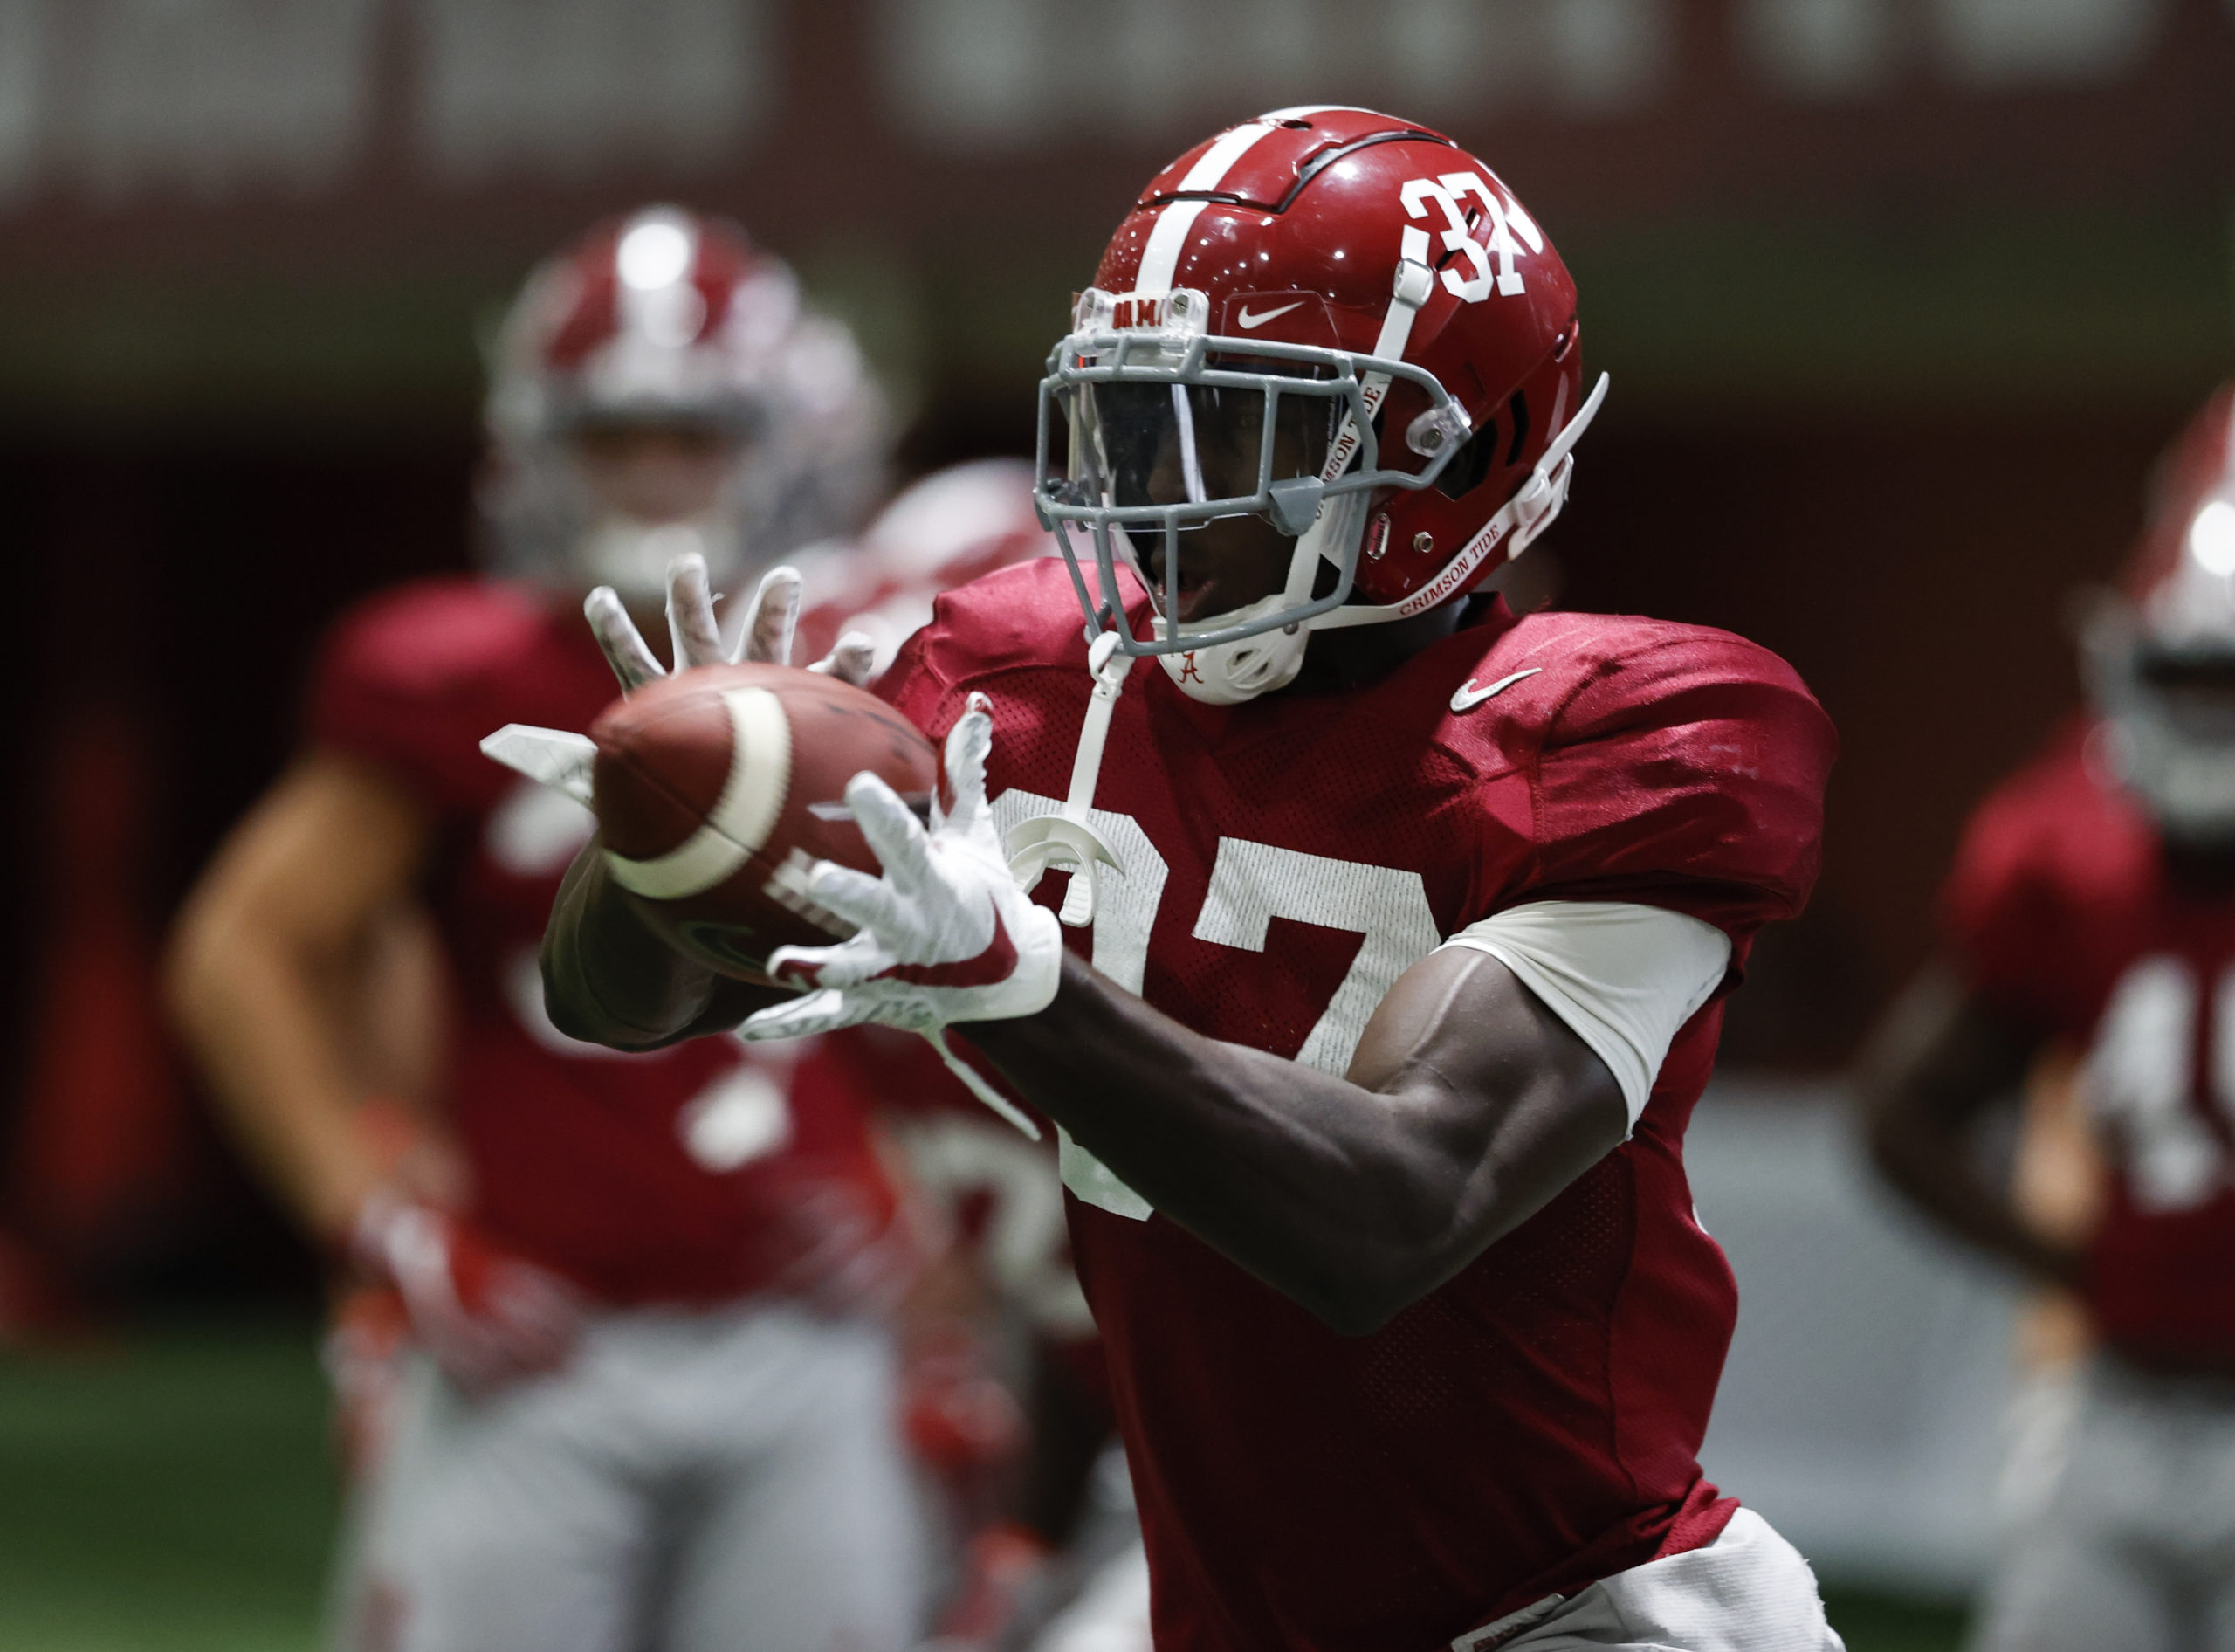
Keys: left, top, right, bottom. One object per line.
{"left": 739, "top": 695, "right": 1063, "bottom": 1042}
{"left": 584, "top": 552, "right": 875, "bottom": 689}
{"left": 350, "top": 1193, "right": 582, "bottom": 1394}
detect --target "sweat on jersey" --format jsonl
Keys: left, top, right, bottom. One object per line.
{"left": 877, "top": 560, "right": 1835, "bottom": 1650}
{"left": 310, "top": 575, "right": 904, "bottom": 1309}
{"left": 1945, "top": 725, "right": 2235, "bottom": 1375}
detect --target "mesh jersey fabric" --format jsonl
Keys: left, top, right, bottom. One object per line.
{"left": 877, "top": 560, "right": 1835, "bottom": 1650}
{"left": 309, "top": 575, "right": 901, "bottom": 1307}
{"left": 1943, "top": 722, "right": 2235, "bottom": 1373}
{"left": 1441, "top": 901, "right": 1733, "bottom": 1125}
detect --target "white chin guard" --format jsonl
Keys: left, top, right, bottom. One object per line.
{"left": 1152, "top": 594, "right": 1310, "bottom": 705}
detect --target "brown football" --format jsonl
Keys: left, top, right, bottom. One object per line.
{"left": 588, "top": 663, "right": 939, "bottom": 981}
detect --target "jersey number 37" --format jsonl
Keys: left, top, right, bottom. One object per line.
{"left": 991, "top": 790, "right": 1441, "bottom": 1218}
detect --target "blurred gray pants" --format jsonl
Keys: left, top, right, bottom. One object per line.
{"left": 1975, "top": 1355, "right": 2235, "bottom": 1652}
{"left": 328, "top": 1301, "right": 925, "bottom": 1652}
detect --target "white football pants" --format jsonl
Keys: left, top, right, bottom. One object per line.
{"left": 327, "top": 1301, "right": 925, "bottom": 1652}
{"left": 1973, "top": 1355, "right": 2235, "bottom": 1652}
{"left": 1026, "top": 1505, "right": 1838, "bottom": 1652}
{"left": 1476, "top": 1508, "right": 1843, "bottom": 1651}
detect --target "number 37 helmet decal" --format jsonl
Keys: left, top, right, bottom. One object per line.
{"left": 1035, "top": 107, "right": 1607, "bottom": 704}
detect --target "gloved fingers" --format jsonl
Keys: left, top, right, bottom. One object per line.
{"left": 807, "top": 630, "right": 877, "bottom": 687}
{"left": 847, "top": 770, "right": 939, "bottom": 896}
{"left": 766, "top": 929, "right": 892, "bottom": 993}
{"left": 737, "top": 565, "right": 802, "bottom": 666}
{"left": 802, "top": 861, "right": 914, "bottom": 940}
{"left": 665, "top": 552, "right": 726, "bottom": 671}
{"left": 586, "top": 587, "right": 665, "bottom": 691}
{"left": 935, "top": 699, "right": 995, "bottom": 840}
{"left": 739, "top": 986, "right": 876, "bottom": 1042}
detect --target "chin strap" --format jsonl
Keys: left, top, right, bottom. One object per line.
{"left": 1003, "top": 630, "right": 1135, "bottom": 927}
{"left": 925, "top": 1029, "right": 1042, "bottom": 1140}
{"left": 1310, "top": 370, "right": 1611, "bottom": 633}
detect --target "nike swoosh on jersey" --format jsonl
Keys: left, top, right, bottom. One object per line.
{"left": 1236, "top": 299, "right": 1306, "bottom": 330}
{"left": 1450, "top": 668, "right": 1542, "bottom": 712}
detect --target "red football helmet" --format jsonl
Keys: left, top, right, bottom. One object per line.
{"left": 483, "top": 205, "right": 888, "bottom": 604}
{"left": 1035, "top": 107, "right": 1604, "bottom": 703}
{"left": 2084, "top": 383, "right": 2235, "bottom": 839}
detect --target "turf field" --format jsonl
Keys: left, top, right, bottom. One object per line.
{"left": 0, "top": 1323, "right": 340, "bottom": 1652}
{"left": 0, "top": 1323, "right": 1968, "bottom": 1651}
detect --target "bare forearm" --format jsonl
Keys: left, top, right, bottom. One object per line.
{"left": 1860, "top": 968, "right": 2079, "bottom": 1288}
{"left": 1869, "top": 1105, "right": 2082, "bottom": 1286}
{"left": 168, "top": 919, "right": 382, "bottom": 1242}
{"left": 541, "top": 842, "right": 787, "bottom": 1050}
{"left": 967, "top": 953, "right": 1621, "bottom": 1333}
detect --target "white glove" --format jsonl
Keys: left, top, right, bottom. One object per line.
{"left": 739, "top": 697, "right": 1063, "bottom": 1043}
{"left": 349, "top": 1193, "right": 581, "bottom": 1394}
{"left": 487, "top": 554, "right": 876, "bottom": 803}
{"left": 586, "top": 552, "right": 877, "bottom": 690}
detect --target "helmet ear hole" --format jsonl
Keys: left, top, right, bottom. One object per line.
{"left": 1433, "top": 415, "right": 1503, "bottom": 502}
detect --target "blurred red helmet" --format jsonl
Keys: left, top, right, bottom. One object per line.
{"left": 483, "top": 205, "right": 888, "bottom": 603}
{"left": 2085, "top": 383, "right": 2235, "bottom": 839}
{"left": 1036, "top": 107, "right": 1602, "bottom": 703}
{"left": 792, "top": 458, "right": 1053, "bottom": 677}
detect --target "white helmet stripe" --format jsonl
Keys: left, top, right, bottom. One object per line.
{"left": 1137, "top": 202, "right": 1207, "bottom": 299}
{"left": 1137, "top": 120, "right": 1281, "bottom": 296}
{"left": 1178, "top": 118, "right": 1279, "bottom": 191}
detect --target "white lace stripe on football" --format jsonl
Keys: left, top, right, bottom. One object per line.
{"left": 603, "top": 686, "right": 792, "bottom": 900}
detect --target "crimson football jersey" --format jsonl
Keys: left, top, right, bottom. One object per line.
{"left": 1945, "top": 726, "right": 2235, "bottom": 1373}
{"left": 310, "top": 576, "right": 901, "bottom": 1306}
{"left": 878, "top": 561, "right": 1833, "bottom": 1649}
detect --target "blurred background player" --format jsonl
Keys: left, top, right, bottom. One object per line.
{"left": 1863, "top": 383, "right": 2235, "bottom": 1652}
{"left": 168, "top": 205, "right": 939, "bottom": 1652}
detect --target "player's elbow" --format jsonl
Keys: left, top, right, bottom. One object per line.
{"left": 1858, "top": 1076, "right": 1935, "bottom": 1193}
{"left": 163, "top": 883, "right": 254, "bottom": 1046}
{"left": 1295, "top": 1176, "right": 1498, "bottom": 1335}
{"left": 1299, "top": 1249, "right": 1460, "bottom": 1338}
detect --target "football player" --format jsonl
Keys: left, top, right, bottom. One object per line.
{"left": 537, "top": 111, "right": 1843, "bottom": 1649}
{"left": 168, "top": 208, "right": 935, "bottom": 1652}
{"left": 1863, "top": 383, "right": 2235, "bottom": 1652}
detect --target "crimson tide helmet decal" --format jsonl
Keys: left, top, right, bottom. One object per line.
{"left": 1033, "top": 107, "right": 1602, "bottom": 702}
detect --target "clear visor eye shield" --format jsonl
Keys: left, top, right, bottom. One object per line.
{"left": 1032, "top": 280, "right": 1474, "bottom": 656}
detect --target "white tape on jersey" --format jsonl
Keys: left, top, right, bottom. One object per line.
{"left": 604, "top": 686, "right": 791, "bottom": 900}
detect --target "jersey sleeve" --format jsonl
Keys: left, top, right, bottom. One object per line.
{"left": 874, "top": 560, "right": 1094, "bottom": 744}
{"left": 306, "top": 579, "right": 546, "bottom": 816}
{"left": 1516, "top": 630, "right": 1836, "bottom": 951}
{"left": 875, "top": 622, "right": 959, "bottom": 740}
